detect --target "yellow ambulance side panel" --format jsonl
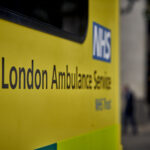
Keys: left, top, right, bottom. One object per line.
{"left": 0, "top": 0, "right": 121, "bottom": 149}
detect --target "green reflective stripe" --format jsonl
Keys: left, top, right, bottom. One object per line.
{"left": 35, "top": 125, "right": 122, "bottom": 150}
{"left": 57, "top": 125, "right": 121, "bottom": 150}
{"left": 36, "top": 143, "right": 57, "bottom": 150}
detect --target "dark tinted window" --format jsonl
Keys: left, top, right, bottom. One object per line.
{"left": 0, "top": 0, "right": 88, "bottom": 42}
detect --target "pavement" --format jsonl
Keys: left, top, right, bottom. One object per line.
{"left": 122, "top": 123, "right": 150, "bottom": 150}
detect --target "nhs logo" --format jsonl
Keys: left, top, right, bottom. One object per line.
{"left": 93, "top": 22, "right": 111, "bottom": 63}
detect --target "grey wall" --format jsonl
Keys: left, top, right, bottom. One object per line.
{"left": 121, "top": 0, "right": 146, "bottom": 100}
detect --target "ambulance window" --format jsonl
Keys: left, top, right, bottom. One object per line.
{"left": 0, "top": 0, "right": 88, "bottom": 43}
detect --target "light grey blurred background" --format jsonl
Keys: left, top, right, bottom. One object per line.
{"left": 120, "top": 0, "right": 150, "bottom": 149}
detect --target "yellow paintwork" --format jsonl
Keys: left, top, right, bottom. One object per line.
{"left": 0, "top": 0, "right": 121, "bottom": 149}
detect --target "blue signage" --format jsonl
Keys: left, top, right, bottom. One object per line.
{"left": 93, "top": 22, "right": 111, "bottom": 62}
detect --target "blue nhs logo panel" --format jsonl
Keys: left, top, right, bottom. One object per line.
{"left": 93, "top": 22, "right": 111, "bottom": 62}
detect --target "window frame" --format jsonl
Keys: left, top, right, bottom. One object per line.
{"left": 0, "top": 3, "right": 88, "bottom": 43}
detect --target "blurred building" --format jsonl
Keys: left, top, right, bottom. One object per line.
{"left": 121, "top": 0, "right": 146, "bottom": 100}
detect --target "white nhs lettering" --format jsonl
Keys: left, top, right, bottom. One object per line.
{"left": 93, "top": 22, "right": 111, "bottom": 62}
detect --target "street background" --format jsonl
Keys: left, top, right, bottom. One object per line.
{"left": 121, "top": 0, "right": 150, "bottom": 149}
